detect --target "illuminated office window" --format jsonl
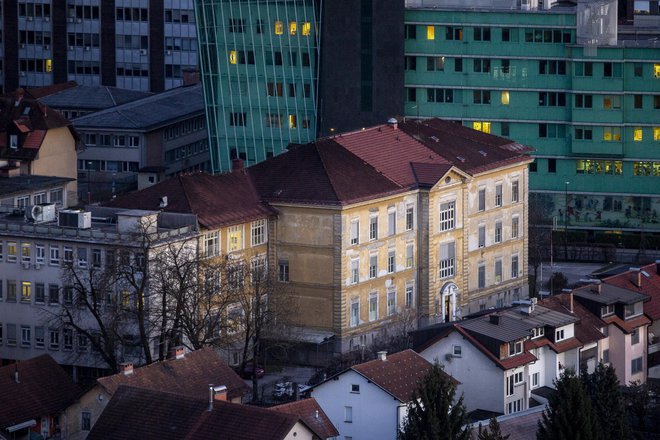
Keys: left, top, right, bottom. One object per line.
{"left": 302, "top": 22, "right": 311, "bottom": 36}
{"left": 427, "top": 25, "right": 435, "bottom": 40}
{"left": 501, "top": 91, "right": 510, "bottom": 105}
{"left": 289, "top": 21, "right": 297, "bottom": 35}
{"left": 274, "top": 20, "right": 283, "bottom": 35}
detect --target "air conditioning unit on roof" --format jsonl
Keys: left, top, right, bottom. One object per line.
{"left": 58, "top": 209, "right": 91, "bottom": 229}
{"left": 25, "top": 203, "right": 57, "bottom": 224}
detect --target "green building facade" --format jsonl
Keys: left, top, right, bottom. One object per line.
{"left": 404, "top": 2, "right": 660, "bottom": 233}
{"left": 195, "top": 0, "right": 319, "bottom": 172}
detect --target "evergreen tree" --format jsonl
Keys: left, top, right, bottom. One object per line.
{"left": 581, "top": 364, "right": 630, "bottom": 440}
{"left": 477, "top": 417, "right": 510, "bottom": 440}
{"left": 537, "top": 370, "right": 596, "bottom": 440}
{"left": 399, "top": 363, "right": 471, "bottom": 440}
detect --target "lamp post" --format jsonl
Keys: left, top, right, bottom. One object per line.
{"left": 564, "top": 181, "right": 570, "bottom": 261}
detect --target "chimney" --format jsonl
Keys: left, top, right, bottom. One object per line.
{"left": 377, "top": 351, "right": 387, "bottom": 361}
{"left": 231, "top": 158, "right": 244, "bottom": 173}
{"left": 119, "top": 362, "right": 133, "bottom": 376}
{"left": 182, "top": 68, "right": 200, "bottom": 86}
{"left": 489, "top": 315, "right": 501, "bottom": 325}
{"left": 630, "top": 268, "right": 642, "bottom": 288}
{"left": 315, "top": 410, "right": 319, "bottom": 420}
{"left": 14, "top": 363, "right": 19, "bottom": 384}
{"left": 591, "top": 280, "right": 602, "bottom": 294}
{"left": 169, "top": 346, "right": 185, "bottom": 360}
{"left": 656, "top": 260, "right": 660, "bottom": 276}
{"left": 569, "top": 292, "right": 574, "bottom": 313}
{"left": 387, "top": 117, "right": 398, "bottom": 130}
{"left": 208, "top": 385, "right": 227, "bottom": 411}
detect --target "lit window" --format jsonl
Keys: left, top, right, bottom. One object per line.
{"left": 289, "top": 21, "right": 297, "bottom": 35}
{"left": 229, "top": 50, "right": 237, "bottom": 64}
{"left": 274, "top": 20, "right": 283, "bottom": 35}
{"left": 288, "top": 114, "right": 297, "bottom": 129}
{"left": 228, "top": 225, "right": 243, "bottom": 252}
{"left": 634, "top": 127, "right": 643, "bottom": 142}
{"left": 655, "top": 127, "right": 660, "bottom": 141}
{"left": 302, "top": 22, "right": 311, "bottom": 36}
{"left": 603, "top": 126, "right": 621, "bottom": 141}
{"left": 473, "top": 121, "right": 491, "bottom": 133}
{"left": 501, "top": 91, "right": 510, "bottom": 105}
{"left": 655, "top": 63, "right": 660, "bottom": 78}
{"left": 427, "top": 25, "right": 435, "bottom": 40}
{"left": 45, "top": 59, "right": 52, "bottom": 72}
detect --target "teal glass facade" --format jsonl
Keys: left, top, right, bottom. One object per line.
{"left": 404, "top": 5, "right": 660, "bottom": 232}
{"left": 195, "top": 0, "right": 319, "bottom": 172}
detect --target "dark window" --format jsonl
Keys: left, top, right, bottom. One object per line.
{"left": 407, "top": 88, "right": 417, "bottom": 102}
{"left": 405, "top": 24, "right": 416, "bottom": 39}
{"left": 501, "top": 122, "right": 509, "bottom": 137}
{"left": 454, "top": 58, "right": 463, "bottom": 72}
{"left": 634, "top": 94, "right": 643, "bottom": 109}
{"left": 548, "top": 158, "right": 556, "bottom": 173}
{"left": 502, "top": 28, "right": 510, "bottom": 41}
{"left": 529, "top": 161, "right": 537, "bottom": 172}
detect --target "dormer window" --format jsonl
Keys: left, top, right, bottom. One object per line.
{"left": 624, "top": 302, "right": 642, "bottom": 319}
{"left": 532, "top": 327, "right": 545, "bottom": 339}
{"left": 9, "top": 135, "right": 18, "bottom": 149}
{"left": 555, "top": 329, "right": 566, "bottom": 342}
{"left": 508, "top": 340, "right": 523, "bottom": 356}
{"left": 601, "top": 304, "right": 615, "bottom": 317}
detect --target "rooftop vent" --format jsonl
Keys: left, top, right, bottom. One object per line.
{"left": 387, "top": 118, "right": 398, "bottom": 130}
{"left": 478, "top": 150, "right": 487, "bottom": 157}
{"left": 456, "top": 156, "right": 466, "bottom": 163}
{"left": 430, "top": 136, "right": 439, "bottom": 142}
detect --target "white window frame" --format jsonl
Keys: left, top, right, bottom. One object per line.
{"left": 204, "top": 231, "right": 220, "bottom": 258}
{"left": 369, "top": 253, "right": 377, "bottom": 279}
{"left": 388, "top": 207, "right": 396, "bottom": 236}
{"left": 511, "top": 216, "right": 519, "bottom": 239}
{"left": 511, "top": 255, "right": 519, "bottom": 278}
{"left": 36, "top": 244, "right": 45, "bottom": 264}
{"left": 350, "top": 258, "right": 359, "bottom": 284}
{"left": 387, "top": 249, "right": 395, "bottom": 273}
{"left": 439, "top": 201, "right": 455, "bottom": 231}
{"left": 439, "top": 241, "right": 455, "bottom": 278}
{"left": 495, "top": 183, "right": 503, "bottom": 207}
{"left": 405, "top": 242, "right": 414, "bottom": 268}
{"left": 369, "top": 293, "right": 378, "bottom": 322}
{"left": 251, "top": 219, "right": 267, "bottom": 246}
{"left": 387, "top": 287, "right": 396, "bottom": 316}
{"left": 511, "top": 180, "right": 519, "bottom": 203}
{"left": 350, "top": 219, "right": 359, "bottom": 245}
{"left": 228, "top": 225, "right": 243, "bottom": 252}
{"left": 405, "top": 282, "right": 415, "bottom": 308}
{"left": 495, "top": 221, "right": 502, "bottom": 243}
{"left": 555, "top": 329, "right": 566, "bottom": 342}
{"left": 495, "top": 259, "right": 503, "bottom": 283}
{"left": 405, "top": 204, "right": 414, "bottom": 230}
{"left": 369, "top": 214, "right": 378, "bottom": 241}
{"left": 350, "top": 300, "right": 359, "bottom": 327}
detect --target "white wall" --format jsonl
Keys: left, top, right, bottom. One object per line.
{"left": 420, "top": 332, "right": 503, "bottom": 413}
{"left": 311, "top": 369, "right": 401, "bottom": 440}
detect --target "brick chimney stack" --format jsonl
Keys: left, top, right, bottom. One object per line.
{"left": 630, "top": 268, "right": 642, "bottom": 288}
{"left": 119, "top": 362, "right": 134, "bottom": 376}
{"left": 170, "top": 346, "right": 185, "bottom": 360}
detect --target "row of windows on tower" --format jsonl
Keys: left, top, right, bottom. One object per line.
{"left": 229, "top": 18, "right": 312, "bottom": 36}
{"left": 18, "top": 4, "right": 193, "bottom": 23}
{"left": 229, "top": 112, "right": 312, "bottom": 130}
{"left": 228, "top": 49, "right": 312, "bottom": 67}
{"left": 405, "top": 24, "right": 573, "bottom": 44}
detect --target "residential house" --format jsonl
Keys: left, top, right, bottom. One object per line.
{"left": 600, "top": 262, "right": 660, "bottom": 372}
{"left": 249, "top": 118, "right": 532, "bottom": 352}
{"left": 0, "top": 354, "right": 81, "bottom": 440}
{"left": 271, "top": 398, "right": 339, "bottom": 440}
{"left": 62, "top": 347, "right": 250, "bottom": 440}
{"left": 472, "top": 406, "right": 545, "bottom": 440}
{"left": 0, "top": 88, "right": 78, "bottom": 205}
{"left": 87, "top": 385, "right": 320, "bottom": 440}
{"left": 310, "top": 349, "right": 438, "bottom": 440}
{"left": 412, "top": 301, "right": 587, "bottom": 415}
{"left": 574, "top": 279, "right": 651, "bottom": 384}
{"left": 73, "top": 84, "right": 210, "bottom": 201}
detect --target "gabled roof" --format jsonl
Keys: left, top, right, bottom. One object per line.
{"left": 349, "top": 349, "right": 435, "bottom": 402}
{"left": 88, "top": 386, "right": 308, "bottom": 440}
{"left": 73, "top": 84, "right": 203, "bottom": 131}
{"left": 249, "top": 138, "right": 404, "bottom": 206}
{"left": 540, "top": 294, "right": 607, "bottom": 346}
{"left": 460, "top": 315, "right": 532, "bottom": 343}
{"left": 332, "top": 124, "right": 452, "bottom": 187}
{"left": 271, "top": 398, "right": 340, "bottom": 439}
{"left": 602, "top": 263, "right": 660, "bottom": 320}
{"left": 398, "top": 119, "right": 533, "bottom": 175}
{"left": 104, "top": 171, "right": 276, "bottom": 230}
{"left": 0, "top": 355, "right": 81, "bottom": 431}
{"left": 96, "top": 347, "right": 249, "bottom": 401}
{"left": 455, "top": 325, "right": 537, "bottom": 371}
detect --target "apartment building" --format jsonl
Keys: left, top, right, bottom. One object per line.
{"left": 73, "top": 84, "right": 210, "bottom": 201}
{"left": 0, "top": 0, "right": 198, "bottom": 93}
{"left": 404, "top": 0, "right": 660, "bottom": 234}
{"left": 0, "top": 205, "right": 199, "bottom": 379}
{"left": 194, "top": 0, "right": 404, "bottom": 172}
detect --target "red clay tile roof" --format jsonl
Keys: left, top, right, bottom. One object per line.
{"left": 89, "top": 386, "right": 307, "bottom": 440}
{"left": 0, "top": 355, "right": 81, "bottom": 430}
{"left": 399, "top": 119, "right": 533, "bottom": 175}
{"left": 249, "top": 138, "right": 405, "bottom": 206}
{"left": 350, "top": 349, "right": 435, "bottom": 402}
{"left": 603, "top": 314, "right": 651, "bottom": 334}
{"left": 22, "top": 130, "right": 47, "bottom": 149}
{"left": 540, "top": 294, "right": 606, "bottom": 346}
{"left": 96, "top": 347, "right": 249, "bottom": 401}
{"left": 104, "top": 171, "right": 276, "bottom": 230}
{"left": 271, "top": 398, "right": 339, "bottom": 439}
{"left": 410, "top": 162, "right": 455, "bottom": 187}
{"left": 603, "top": 263, "right": 660, "bottom": 320}
{"left": 332, "top": 124, "right": 452, "bottom": 187}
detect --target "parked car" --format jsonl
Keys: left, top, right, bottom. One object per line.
{"left": 237, "top": 362, "right": 265, "bottom": 379}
